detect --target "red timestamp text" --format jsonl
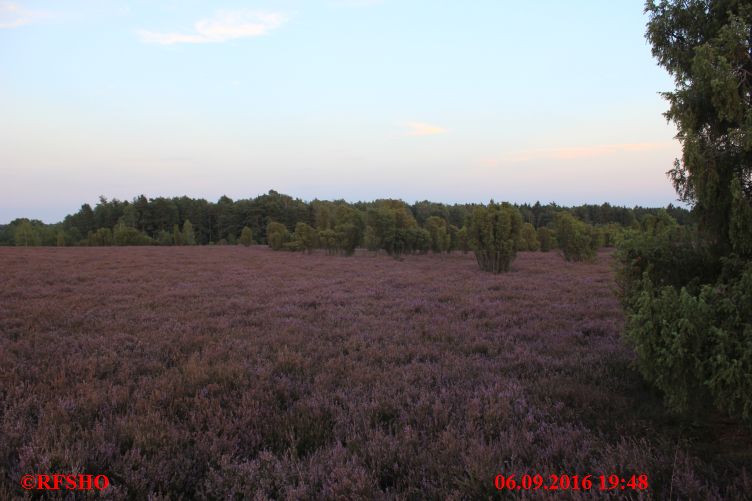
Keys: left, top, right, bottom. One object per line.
{"left": 494, "top": 473, "right": 649, "bottom": 492}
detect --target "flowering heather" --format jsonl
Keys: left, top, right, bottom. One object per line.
{"left": 0, "top": 247, "right": 749, "bottom": 499}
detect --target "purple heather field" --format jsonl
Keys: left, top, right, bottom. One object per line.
{"left": 0, "top": 247, "right": 749, "bottom": 499}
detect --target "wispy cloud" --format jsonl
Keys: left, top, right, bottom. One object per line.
{"left": 404, "top": 122, "right": 447, "bottom": 137}
{"left": 0, "top": 1, "right": 48, "bottom": 29}
{"left": 483, "top": 142, "right": 675, "bottom": 165}
{"left": 138, "top": 10, "right": 287, "bottom": 45}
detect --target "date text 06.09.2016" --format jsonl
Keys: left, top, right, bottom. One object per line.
{"left": 494, "top": 474, "right": 649, "bottom": 492}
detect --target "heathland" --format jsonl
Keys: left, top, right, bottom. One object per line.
{"left": 1, "top": 247, "right": 748, "bottom": 499}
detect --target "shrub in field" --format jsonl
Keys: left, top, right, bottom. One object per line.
{"left": 537, "top": 227, "right": 555, "bottom": 252}
{"left": 333, "top": 206, "right": 365, "bottom": 252}
{"left": 590, "top": 226, "right": 606, "bottom": 249}
{"left": 283, "top": 239, "right": 304, "bottom": 252}
{"left": 554, "top": 212, "right": 597, "bottom": 262}
{"left": 87, "top": 227, "right": 113, "bottom": 246}
{"left": 385, "top": 227, "right": 430, "bottom": 257}
{"left": 64, "top": 227, "right": 83, "bottom": 246}
{"left": 335, "top": 223, "right": 359, "bottom": 255}
{"left": 447, "top": 224, "right": 460, "bottom": 253}
{"left": 318, "top": 229, "right": 338, "bottom": 255}
{"left": 517, "top": 222, "right": 540, "bottom": 251}
{"left": 5, "top": 219, "right": 56, "bottom": 246}
{"left": 621, "top": 0, "right": 752, "bottom": 424}
{"left": 364, "top": 226, "right": 380, "bottom": 252}
{"left": 157, "top": 230, "right": 173, "bottom": 246}
{"left": 267, "top": 222, "right": 289, "bottom": 251}
{"left": 14, "top": 220, "right": 40, "bottom": 247}
{"left": 624, "top": 260, "right": 752, "bottom": 421}
{"left": 366, "top": 208, "right": 397, "bottom": 254}
{"left": 600, "top": 223, "right": 624, "bottom": 247}
{"left": 456, "top": 226, "right": 470, "bottom": 253}
{"left": 239, "top": 226, "right": 254, "bottom": 246}
{"left": 182, "top": 220, "right": 196, "bottom": 245}
{"left": 468, "top": 202, "right": 522, "bottom": 273}
{"left": 615, "top": 215, "right": 718, "bottom": 302}
{"left": 424, "top": 216, "right": 450, "bottom": 253}
{"left": 404, "top": 227, "right": 431, "bottom": 254}
{"left": 365, "top": 205, "right": 424, "bottom": 256}
{"left": 113, "top": 224, "right": 153, "bottom": 246}
{"left": 293, "top": 222, "right": 319, "bottom": 253}
{"left": 172, "top": 224, "right": 184, "bottom": 246}
{"left": 615, "top": 218, "right": 741, "bottom": 421}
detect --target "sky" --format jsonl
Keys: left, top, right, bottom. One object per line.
{"left": 1, "top": 0, "right": 682, "bottom": 223}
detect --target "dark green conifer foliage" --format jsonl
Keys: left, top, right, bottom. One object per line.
{"left": 617, "top": 1, "right": 752, "bottom": 422}
{"left": 646, "top": 0, "right": 752, "bottom": 256}
{"left": 554, "top": 212, "right": 597, "bottom": 262}
{"left": 468, "top": 202, "right": 522, "bottom": 273}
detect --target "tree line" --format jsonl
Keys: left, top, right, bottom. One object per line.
{"left": 1, "top": 193, "right": 689, "bottom": 259}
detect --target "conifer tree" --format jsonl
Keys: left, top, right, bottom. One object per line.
{"left": 646, "top": 0, "right": 752, "bottom": 256}
{"left": 468, "top": 202, "right": 522, "bottom": 273}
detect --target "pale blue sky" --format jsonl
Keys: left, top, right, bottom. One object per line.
{"left": 1, "top": 1, "right": 680, "bottom": 223}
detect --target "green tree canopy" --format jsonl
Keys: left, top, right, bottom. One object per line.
{"left": 424, "top": 216, "right": 450, "bottom": 253}
{"left": 517, "top": 222, "right": 540, "bottom": 251}
{"left": 182, "top": 220, "right": 196, "bottom": 245}
{"left": 293, "top": 222, "right": 319, "bottom": 253}
{"left": 646, "top": 0, "right": 752, "bottom": 257}
{"left": 239, "top": 226, "right": 254, "bottom": 246}
{"left": 14, "top": 220, "right": 40, "bottom": 247}
{"left": 468, "top": 202, "right": 522, "bottom": 273}
{"left": 554, "top": 212, "right": 598, "bottom": 262}
{"left": 266, "top": 222, "right": 289, "bottom": 251}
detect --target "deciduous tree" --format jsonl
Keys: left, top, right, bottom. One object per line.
{"left": 266, "top": 222, "right": 289, "bottom": 251}
{"left": 182, "top": 220, "right": 196, "bottom": 245}
{"left": 239, "top": 226, "right": 254, "bottom": 246}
